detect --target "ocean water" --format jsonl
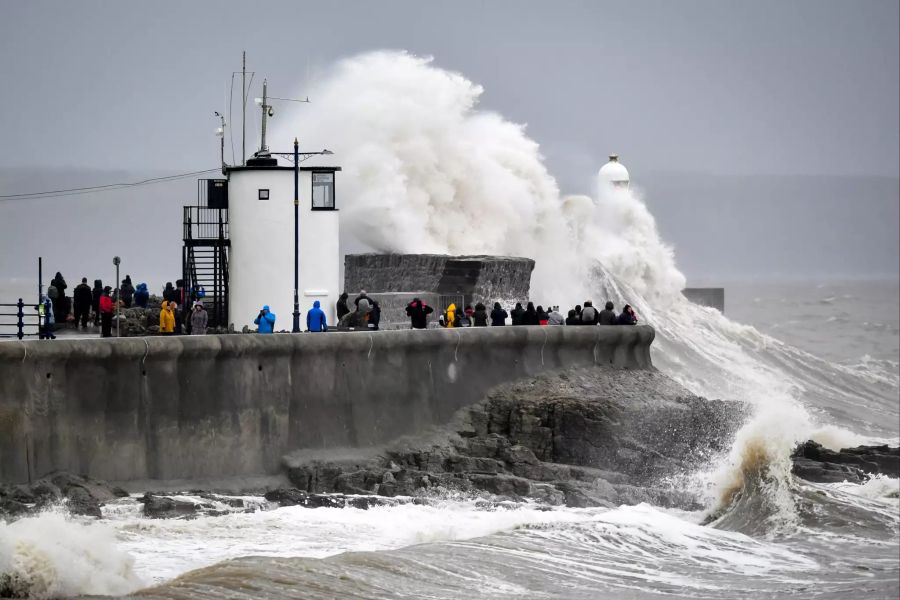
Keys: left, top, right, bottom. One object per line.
{"left": 1, "top": 51, "right": 899, "bottom": 599}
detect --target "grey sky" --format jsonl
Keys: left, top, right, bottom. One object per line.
{"left": 0, "top": 0, "right": 897, "bottom": 287}
{"left": 1, "top": 0, "right": 897, "bottom": 178}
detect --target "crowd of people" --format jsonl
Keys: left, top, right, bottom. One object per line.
{"left": 37, "top": 271, "right": 211, "bottom": 339}
{"left": 323, "top": 292, "right": 640, "bottom": 333}
{"left": 37, "top": 271, "right": 149, "bottom": 339}
{"left": 424, "top": 299, "right": 638, "bottom": 329}
{"left": 37, "top": 273, "right": 639, "bottom": 338}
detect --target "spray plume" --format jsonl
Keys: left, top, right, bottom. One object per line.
{"left": 273, "top": 50, "right": 899, "bottom": 521}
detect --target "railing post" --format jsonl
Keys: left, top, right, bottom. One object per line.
{"left": 16, "top": 298, "right": 24, "bottom": 340}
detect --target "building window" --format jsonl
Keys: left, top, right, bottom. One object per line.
{"left": 311, "top": 172, "right": 335, "bottom": 209}
{"left": 258, "top": 189, "right": 269, "bottom": 200}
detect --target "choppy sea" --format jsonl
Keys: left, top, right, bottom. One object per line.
{"left": 1, "top": 278, "right": 897, "bottom": 599}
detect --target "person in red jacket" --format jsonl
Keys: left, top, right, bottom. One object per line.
{"left": 99, "top": 286, "right": 115, "bottom": 338}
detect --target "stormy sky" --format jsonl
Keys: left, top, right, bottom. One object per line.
{"left": 0, "top": 0, "right": 897, "bottom": 288}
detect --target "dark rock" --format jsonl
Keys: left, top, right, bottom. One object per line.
{"left": 0, "top": 497, "right": 30, "bottom": 517}
{"left": 140, "top": 493, "right": 204, "bottom": 519}
{"left": 275, "top": 366, "right": 747, "bottom": 509}
{"left": 66, "top": 486, "right": 102, "bottom": 518}
{"left": 791, "top": 441, "right": 899, "bottom": 483}
{"left": 468, "top": 474, "right": 532, "bottom": 497}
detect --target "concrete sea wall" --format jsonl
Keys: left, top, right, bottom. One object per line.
{"left": 0, "top": 326, "right": 654, "bottom": 485}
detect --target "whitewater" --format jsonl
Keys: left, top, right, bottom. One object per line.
{"left": 1, "top": 51, "right": 897, "bottom": 599}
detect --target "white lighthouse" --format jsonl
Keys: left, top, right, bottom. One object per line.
{"left": 226, "top": 160, "right": 340, "bottom": 331}
{"left": 599, "top": 154, "right": 630, "bottom": 188}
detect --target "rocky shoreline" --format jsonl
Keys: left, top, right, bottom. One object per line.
{"left": 1, "top": 366, "right": 897, "bottom": 522}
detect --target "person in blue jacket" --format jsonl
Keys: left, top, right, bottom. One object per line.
{"left": 254, "top": 305, "right": 276, "bottom": 333}
{"left": 133, "top": 283, "right": 150, "bottom": 308}
{"left": 306, "top": 300, "right": 327, "bottom": 332}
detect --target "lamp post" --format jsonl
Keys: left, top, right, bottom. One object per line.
{"left": 292, "top": 138, "right": 300, "bottom": 333}
{"left": 268, "top": 145, "right": 333, "bottom": 334}
{"left": 113, "top": 256, "right": 121, "bottom": 337}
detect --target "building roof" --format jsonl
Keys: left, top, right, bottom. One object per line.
{"left": 225, "top": 165, "right": 342, "bottom": 174}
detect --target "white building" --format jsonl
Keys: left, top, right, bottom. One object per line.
{"left": 225, "top": 160, "right": 341, "bottom": 331}
{"left": 599, "top": 154, "right": 630, "bottom": 188}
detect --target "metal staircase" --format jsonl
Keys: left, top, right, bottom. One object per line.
{"left": 182, "top": 180, "right": 230, "bottom": 328}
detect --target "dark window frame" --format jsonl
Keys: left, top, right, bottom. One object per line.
{"left": 258, "top": 188, "right": 270, "bottom": 201}
{"left": 310, "top": 170, "right": 337, "bottom": 211}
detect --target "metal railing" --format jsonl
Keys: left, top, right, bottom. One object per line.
{"left": 0, "top": 299, "right": 41, "bottom": 339}
{"left": 183, "top": 206, "right": 229, "bottom": 241}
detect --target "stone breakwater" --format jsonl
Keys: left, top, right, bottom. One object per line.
{"left": 0, "top": 326, "right": 653, "bottom": 485}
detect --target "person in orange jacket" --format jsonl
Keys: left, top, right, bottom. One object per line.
{"left": 159, "top": 300, "right": 176, "bottom": 335}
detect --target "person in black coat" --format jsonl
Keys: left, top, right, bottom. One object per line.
{"left": 490, "top": 302, "right": 508, "bottom": 326}
{"left": 473, "top": 302, "right": 489, "bottom": 327}
{"left": 50, "top": 272, "right": 68, "bottom": 323}
{"left": 565, "top": 309, "right": 579, "bottom": 326}
{"left": 336, "top": 292, "right": 350, "bottom": 320}
{"left": 406, "top": 298, "right": 434, "bottom": 329}
{"left": 510, "top": 302, "right": 526, "bottom": 326}
{"left": 522, "top": 302, "right": 539, "bottom": 325}
{"left": 120, "top": 275, "right": 135, "bottom": 308}
{"left": 354, "top": 290, "right": 369, "bottom": 308}
{"left": 91, "top": 279, "right": 103, "bottom": 326}
{"left": 73, "top": 277, "right": 93, "bottom": 329}
{"left": 598, "top": 301, "right": 617, "bottom": 325}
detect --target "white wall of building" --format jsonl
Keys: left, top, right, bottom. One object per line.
{"left": 227, "top": 167, "right": 340, "bottom": 331}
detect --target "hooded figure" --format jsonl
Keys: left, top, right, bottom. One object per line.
{"left": 618, "top": 304, "right": 638, "bottom": 325}
{"left": 336, "top": 292, "right": 350, "bottom": 320}
{"left": 134, "top": 283, "right": 150, "bottom": 308}
{"left": 120, "top": 276, "right": 135, "bottom": 308}
{"left": 73, "top": 277, "right": 92, "bottom": 329}
{"left": 159, "top": 301, "right": 175, "bottom": 334}
{"left": 510, "top": 302, "right": 525, "bottom": 326}
{"left": 50, "top": 272, "right": 68, "bottom": 322}
{"left": 406, "top": 298, "right": 434, "bottom": 329}
{"left": 443, "top": 303, "right": 457, "bottom": 328}
{"left": 536, "top": 305, "right": 549, "bottom": 325}
{"left": 490, "top": 302, "right": 508, "bottom": 326}
{"left": 473, "top": 303, "right": 489, "bottom": 327}
{"left": 565, "top": 309, "right": 579, "bottom": 326}
{"left": 254, "top": 305, "right": 276, "bottom": 333}
{"left": 92, "top": 279, "right": 103, "bottom": 326}
{"left": 190, "top": 301, "right": 208, "bottom": 335}
{"left": 522, "top": 302, "right": 539, "bottom": 326}
{"left": 307, "top": 300, "right": 327, "bottom": 332}
{"left": 163, "top": 282, "right": 177, "bottom": 303}
{"left": 598, "top": 301, "right": 617, "bottom": 325}
{"left": 38, "top": 294, "right": 56, "bottom": 339}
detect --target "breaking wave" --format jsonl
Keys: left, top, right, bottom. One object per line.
{"left": 274, "top": 52, "right": 899, "bottom": 531}
{"left": 0, "top": 511, "right": 142, "bottom": 598}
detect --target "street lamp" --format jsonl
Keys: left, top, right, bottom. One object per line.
{"left": 270, "top": 145, "right": 333, "bottom": 333}
{"left": 112, "top": 256, "right": 121, "bottom": 337}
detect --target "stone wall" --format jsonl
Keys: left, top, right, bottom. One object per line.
{"left": 0, "top": 326, "right": 654, "bottom": 484}
{"left": 343, "top": 254, "right": 535, "bottom": 307}
{"left": 682, "top": 288, "right": 725, "bottom": 313}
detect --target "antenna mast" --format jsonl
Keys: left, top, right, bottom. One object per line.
{"left": 241, "top": 51, "right": 246, "bottom": 166}
{"left": 259, "top": 79, "right": 270, "bottom": 156}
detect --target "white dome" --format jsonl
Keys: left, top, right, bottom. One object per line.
{"left": 599, "top": 154, "right": 630, "bottom": 186}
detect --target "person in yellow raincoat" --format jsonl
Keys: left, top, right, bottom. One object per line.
{"left": 159, "top": 300, "right": 176, "bottom": 335}
{"left": 443, "top": 303, "right": 457, "bottom": 328}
